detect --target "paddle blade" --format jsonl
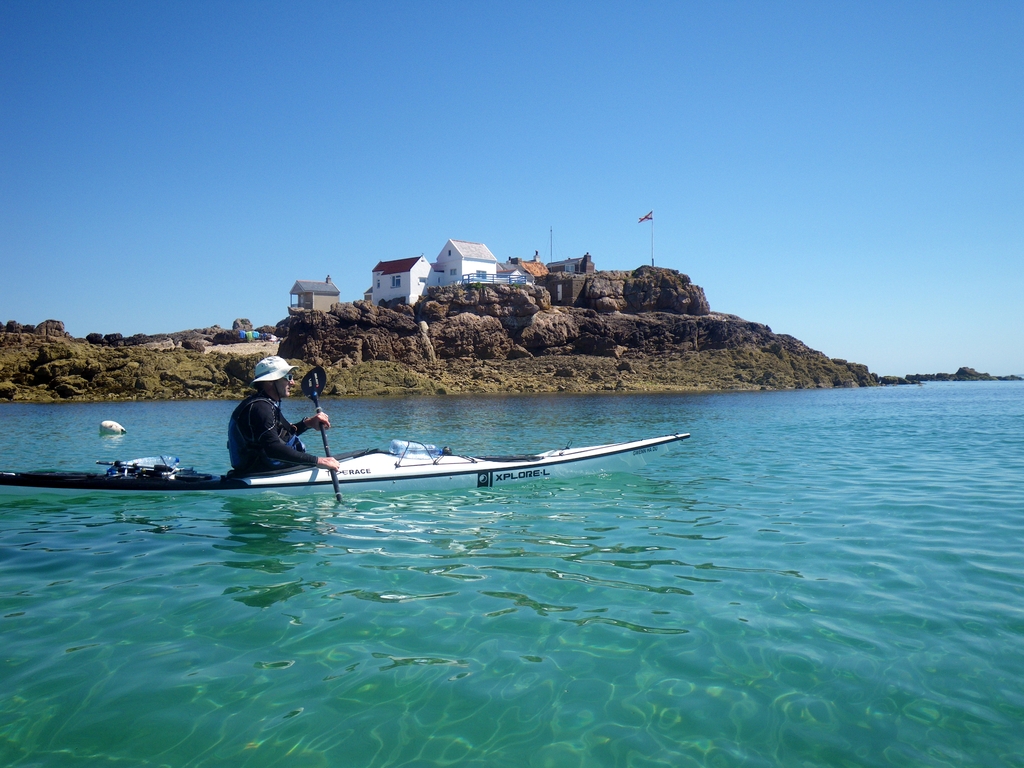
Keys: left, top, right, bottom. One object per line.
{"left": 301, "top": 366, "right": 328, "bottom": 399}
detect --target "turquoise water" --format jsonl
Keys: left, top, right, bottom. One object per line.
{"left": 2, "top": 384, "right": 1023, "bottom": 767}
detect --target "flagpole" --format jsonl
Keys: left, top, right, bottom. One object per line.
{"left": 638, "top": 211, "right": 654, "bottom": 266}
{"left": 651, "top": 217, "right": 655, "bottom": 267}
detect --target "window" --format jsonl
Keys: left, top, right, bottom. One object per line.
{"left": 376, "top": 279, "right": 380, "bottom": 288}
{"left": 476, "top": 270, "right": 486, "bottom": 279}
{"left": 449, "top": 268, "right": 457, "bottom": 276}
{"left": 391, "top": 275, "right": 401, "bottom": 288}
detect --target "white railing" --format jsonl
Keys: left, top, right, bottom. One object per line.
{"left": 458, "top": 274, "right": 529, "bottom": 285}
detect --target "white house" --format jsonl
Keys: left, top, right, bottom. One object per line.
{"left": 370, "top": 256, "right": 432, "bottom": 305}
{"left": 430, "top": 239, "right": 499, "bottom": 287}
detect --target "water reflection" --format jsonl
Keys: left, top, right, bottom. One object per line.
{"left": 215, "top": 497, "right": 333, "bottom": 608}
{"left": 314, "top": 480, "right": 710, "bottom": 638}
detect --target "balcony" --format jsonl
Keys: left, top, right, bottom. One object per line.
{"left": 458, "top": 273, "right": 529, "bottom": 286}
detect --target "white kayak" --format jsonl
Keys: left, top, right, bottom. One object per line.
{"left": 0, "top": 433, "right": 689, "bottom": 497}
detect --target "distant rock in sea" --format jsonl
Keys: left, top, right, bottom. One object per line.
{"left": 905, "top": 367, "right": 1022, "bottom": 382}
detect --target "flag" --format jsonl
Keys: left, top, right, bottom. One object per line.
{"left": 638, "top": 211, "right": 653, "bottom": 223}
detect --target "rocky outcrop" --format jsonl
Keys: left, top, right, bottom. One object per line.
{"left": 0, "top": 265, "right": 882, "bottom": 401}
{"left": 420, "top": 283, "right": 549, "bottom": 331}
{"left": 282, "top": 298, "right": 813, "bottom": 366}
{"left": 519, "top": 311, "right": 580, "bottom": 352}
{"left": 570, "top": 267, "right": 711, "bottom": 315}
{"left": 280, "top": 271, "right": 717, "bottom": 365}
{"left": 80, "top": 325, "right": 233, "bottom": 348}
{"left": 429, "top": 313, "right": 514, "bottom": 360}
{"left": 273, "top": 270, "right": 877, "bottom": 390}
{"left": 0, "top": 341, "right": 260, "bottom": 401}
{"left": 905, "top": 367, "right": 1022, "bottom": 382}
{"left": 0, "top": 319, "right": 71, "bottom": 348}
{"left": 278, "top": 302, "right": 435, "bottom": 366}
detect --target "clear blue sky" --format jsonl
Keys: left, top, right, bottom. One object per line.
{"left": 2, "top": 1, "right": 1021, "bottom": 376}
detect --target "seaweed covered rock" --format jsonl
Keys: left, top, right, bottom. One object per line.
{"left": 0, "top": 341, "right": 262, "bottom": 401}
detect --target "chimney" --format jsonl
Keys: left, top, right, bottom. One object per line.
{"left": 326, "top": 275, "right": 332, "bottom": 283}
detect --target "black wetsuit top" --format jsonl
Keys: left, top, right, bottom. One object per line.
{"left": 227, "top": 393, "right": 316, "bottom": 475}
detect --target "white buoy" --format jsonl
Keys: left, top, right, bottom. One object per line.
{"left": 100, "top": 420, "right": 126, "bottom": 435}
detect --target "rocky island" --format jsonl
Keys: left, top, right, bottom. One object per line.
{"left": 905, "top": 367, "right": 1021, "bottom": 382}
{"left": 2, "top": 266, "right": 893, "bottom": 402}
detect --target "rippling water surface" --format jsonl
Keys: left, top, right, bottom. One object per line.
{"left": 2, "top": 384, "right": 1023, "bottom": 767}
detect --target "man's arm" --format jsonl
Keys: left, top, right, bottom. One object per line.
{"left": 294, "top": 412, "right": 331, "bottom": 435}
{"left": 246, "top": 400, "right": 318, "bottom": 466}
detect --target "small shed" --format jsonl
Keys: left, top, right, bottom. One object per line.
{"left": 290, "top": 276, "right": 341, "bottom": 311}
{"left": 544, "top": 274, "right": 589, "bottom": 306}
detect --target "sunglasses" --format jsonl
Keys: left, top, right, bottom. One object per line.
{"left": 283, "top": 373, "right": 294, "bottom": 382}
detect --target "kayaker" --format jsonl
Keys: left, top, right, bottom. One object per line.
{"left": 227, "top": 356, "right": 342, "bottom": 475}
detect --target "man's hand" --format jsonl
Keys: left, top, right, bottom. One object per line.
{"left": 317, "top": 456, "right": 341, "bottom": 471}
{"left": 305, "top": 412, "right": 331, "bottom": 430}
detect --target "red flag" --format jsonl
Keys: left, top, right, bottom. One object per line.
{"left": 638, "top": 211, "right": 653, "bottom": 223}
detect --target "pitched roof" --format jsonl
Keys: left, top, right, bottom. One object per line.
{"left": 547, "top": 257, "right": 584, "bottom": 268}
{"left": 519, "top": 260, "right": 548, "bottom": 277}
{"left": 290, "top": 280, "right": 340, "bottom": 295}
{"left": 372, "top": 256, "right": 426, "bottom": 275}
{"left": 448, "top": 240, "right": 497, "bottom": 262}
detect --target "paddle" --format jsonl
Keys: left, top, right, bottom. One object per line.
{"left": 300, "top": 365, "right": 342, "bottom": 503}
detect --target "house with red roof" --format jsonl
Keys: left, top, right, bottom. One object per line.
{"left": 370, "top": 256, "right": 432, "bottom": 305}
{"left": 368, "top": 239, "right": 534, "bottom": 306}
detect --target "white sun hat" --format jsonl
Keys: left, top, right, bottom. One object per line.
{"left": 252, "top": 356, "right": 297, "bottom": 384}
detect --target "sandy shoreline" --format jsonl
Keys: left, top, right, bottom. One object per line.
{"left": 203, "top": 341, "right": 279, "bottom": 356}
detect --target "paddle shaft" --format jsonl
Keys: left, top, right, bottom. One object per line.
{"left": 311, "top": 394, "right": 342, "bottom": 502}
